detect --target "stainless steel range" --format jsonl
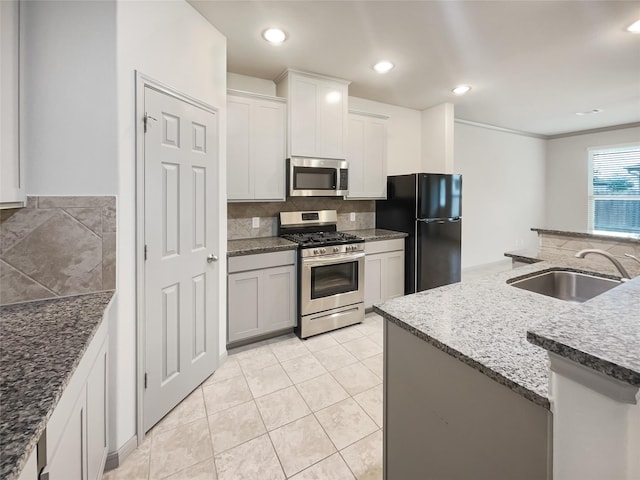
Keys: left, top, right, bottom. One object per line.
{"left": 279, "top": 210, "right": 365, "bottom": 339}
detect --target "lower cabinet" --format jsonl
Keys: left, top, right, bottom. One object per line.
{"left": 42, "top": 319, "right": 109, "bottom": 480}
{"left": 365, "top": 239, "right": 405, "bottom": 309}
{"left": 228, "top": 250, "right": 296, "bottom": 344}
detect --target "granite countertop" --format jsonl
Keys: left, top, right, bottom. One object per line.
{"left": 227, "top": 229, "right": 407, "bottom": 256}
{"left": 341, "top": 228, "right": 408, "bottom": 241}
{"left": 227, "top": 237, "right": 298, "bottom": 257}
{"left": 532, "top": 227, "right": 640, "bottom": 244}
{"left": 374, "top": 261, "right": 640, "bottom": 409}
{"left": 505, "top": 247, "right": 640, "bottom": 278}
{"left": 527, "top": 276, "right": 640, "bottom": 388}
{"left": 0, "top": 291, "right": 114, "bottom": 480}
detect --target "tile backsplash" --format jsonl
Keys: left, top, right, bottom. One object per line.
{"left": 0, "top": 196, "right": 116, "bottom": 305}
{"left": 228, "top": 198, "right": 375, "bottom": 240}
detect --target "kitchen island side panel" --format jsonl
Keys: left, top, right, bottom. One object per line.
{"left": 384, "top": 321, "right": 552, "bottom": 480}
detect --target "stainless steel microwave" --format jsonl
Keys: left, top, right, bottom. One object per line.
{"left": 287, "top": 157, "right": 349, "bottom": 197}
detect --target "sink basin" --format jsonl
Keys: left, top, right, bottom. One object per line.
{"left": 508, "top": 269, "right": 622, "bottom": 303}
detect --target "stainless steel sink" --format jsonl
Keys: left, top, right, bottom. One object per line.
{"left": 508, "top": 269, "right": 622, "bottom": 303}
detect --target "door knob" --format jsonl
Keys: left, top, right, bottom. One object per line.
{"left": 207, "top": 254, "right": 218, "bottom": 263}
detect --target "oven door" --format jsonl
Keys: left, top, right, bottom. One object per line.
{"left": 300, "top": 251, "right": 364, "bottom": 316}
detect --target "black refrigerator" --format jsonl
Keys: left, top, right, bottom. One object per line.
{"left": 376, "top": 173, "right": 462, "bottom": 294}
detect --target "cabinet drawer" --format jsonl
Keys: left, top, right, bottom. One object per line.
{"left": 365, "top": 238, "right": 404, "bottom": 255}
{"left": 228, "top": 250, "right": 296, "bottom": 274}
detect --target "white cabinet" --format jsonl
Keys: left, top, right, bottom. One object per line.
{"left": 0, "top": 0, "right": 25, "bottom": 208}
{"left": 227, "top": 90, "right": 286, "bottom": 201}
{"left": 228, "top": 251, "right": 296, "bottom": 344}
{"left": 276, "top": 69, "right": 350, "bottom": 159}
{"left": 43, "top": 317, "right": 109, "bottom": 480}
{"left": 365, "top": 238, "right": 405, "bottom": 308}
{"left": 347, "top": 111, "right": 388, "bottom": 199}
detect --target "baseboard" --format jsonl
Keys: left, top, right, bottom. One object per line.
{"left": 104, "top": 435, "right": 138, "bottom": 472}
{"left": 219, "top": 349, "right": 228, "bottom": 364}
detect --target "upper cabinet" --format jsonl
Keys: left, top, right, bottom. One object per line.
{"left": 276, "top": 69, "right": 350, "bottom": 160}
{"left": 227, "top": 90, "right": 286, "bottom": 202}
{"left": 347, "top": 110, "right": 388, "bottom": 199}
{"left": 0, "top": 0, "right": 25, "bottom": 208}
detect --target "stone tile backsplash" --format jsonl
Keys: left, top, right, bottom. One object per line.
{"left": 227, "top": 198, "right": 375, "bottom": 240}
{"left": 0, "top": 196, "right": 116, "bottom": 305}
{"left": 538, "top": 232, "right": 640, "bottom": 277}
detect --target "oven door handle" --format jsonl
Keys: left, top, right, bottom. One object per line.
{"left": 303, "top": 251, "right": 365, "bottom": 267}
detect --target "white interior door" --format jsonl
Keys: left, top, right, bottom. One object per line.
{"left": 143, "top": 86, "right": 219, "bottom": 431}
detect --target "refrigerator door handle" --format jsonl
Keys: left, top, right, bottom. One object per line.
{"left": 448, "top": 217, "right": 461, "bottom": 222}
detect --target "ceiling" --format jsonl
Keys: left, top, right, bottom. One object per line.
{"left": 189, "top": 1, "right": 640, "bottom": 137}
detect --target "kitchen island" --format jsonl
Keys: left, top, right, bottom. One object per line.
{"left": 374, "top": 261, "right": 640, "bottom": 480}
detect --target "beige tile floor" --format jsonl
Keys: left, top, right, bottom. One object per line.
{"left": 103, "top": 313, "right": 384, "bottom": 480}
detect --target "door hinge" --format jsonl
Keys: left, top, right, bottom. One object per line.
{"left": 144, "top": 372, "right": 148, "bottom": 389}
{"left": 144, "top": 244, "right": 148, "bottom": 261}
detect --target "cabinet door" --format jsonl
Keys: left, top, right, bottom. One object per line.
{"left": 0, "top": 0, "right": 24, "bottom": 207}
{"left": 347, "top": 115, "right": 366, "bottom": 197}
{"left": 289, "top": 77, "right": 318, "bottom": 157}
{"left": 262, "top": 265, "right": 296, "bottom": 332}
{"left": 365, "top": 254, "right": 383, "bottom": 309}
{"left": 347, "top": 113, "right": 387, "bottom": 199}
{"left": 45, "top": 387, "right": 86, "bottom": 480}
{"left": 227, "top": 97, "right": 252, "bottom": 200}
{"left": 384, "top": 250, "right": 405, "bottom": 301}
{"left": 228, "top": 270, "right": 261, "bottom": 342}
{"left": 253, "top": 100, "right": 285, "bottom": 200}
{"left": 86, "top": 342, "right": 108, "bottom": 480}
{"left": 317, "top": 82, "right": 348, "bottom": 159}
{"left": 363, "top": 118, "right": 387, "bottom": 198}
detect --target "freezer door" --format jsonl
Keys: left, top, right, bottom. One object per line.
{"left": 417, "top": 174, "right": 462, "bottom": 220}
{"left": 416, "top": 219, "right": 461, "bottom": 291}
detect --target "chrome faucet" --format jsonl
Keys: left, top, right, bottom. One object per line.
{"left": 575, "top": 249, "right": 631, "bottom": 280}
{"left": 625, "top": 253, "right": 640, "bottom": 265}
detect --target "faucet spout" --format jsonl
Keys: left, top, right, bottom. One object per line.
{"left": 575, "top": 249, "right": 631, "bottom": 280}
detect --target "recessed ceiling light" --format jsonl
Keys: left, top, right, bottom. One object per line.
{"left": 576, "top": 109, "right": 603, "bottom": 116}
{"left": 452, "top": 85, "right": 471, "bottom": 95}
{"left": 373, "top": 61, "right": 394, "bottom": 74}
{"left": 262, "top": 28, "right": 287, "bottom": 45}
{"left": 627, "top": 19, "right": 640, "bottom": 33}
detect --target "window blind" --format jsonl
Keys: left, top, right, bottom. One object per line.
{"left": 590, "top": 146, "right": 640, "bottom": 234}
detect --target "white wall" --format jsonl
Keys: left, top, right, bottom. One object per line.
{"left": 21, "top": 0, "right": 117, "bottom": 195}
{"left": 349, "top": 96, "right": 422, "bottom": 175}
{"left": 421, "top": 102, "right": 454, "bottom": 174}
{"left": 116, "top": 0, "right": 227, "bottom": 451}
{"left": 545, "top": 126, "right": 640, "bottom": 231}
{"left": 454, "top": 122, "right": 546, "bottom": 269}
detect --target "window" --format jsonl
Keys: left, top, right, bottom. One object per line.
{"left": 589, "top": 145, "right": 640, "bottom": 234}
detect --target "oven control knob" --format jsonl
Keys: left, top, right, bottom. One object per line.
{"left": 313, "top": 249, "right": 319, "bottom": 254}
{"left": 333, "top": 246, "right": 339, "bottom": 252}
{"left": 322, "top": 248, "right": 327, "bottom": 254}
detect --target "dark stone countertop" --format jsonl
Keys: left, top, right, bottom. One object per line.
{"left": 0, "top": 291, "right": 114, "bottom": 480}
{"left": 227, "top": 229, "right": 407, "bottom": 256}
{"left": 341, "top": 228, "right": 408, "bottom": 241}
{"left": 374, "top": 262, "right": 640, "bottom": 409}
{"left": 227, "top": 237, "right": 298, "bottom": 257}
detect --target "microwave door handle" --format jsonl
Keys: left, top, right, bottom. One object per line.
{"left": 304, "top": 251, "right": 365, "bottom": 267}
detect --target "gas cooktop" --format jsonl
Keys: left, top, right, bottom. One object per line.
{"left": 281, "top": 231, "right": 363, "bottom": 248}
